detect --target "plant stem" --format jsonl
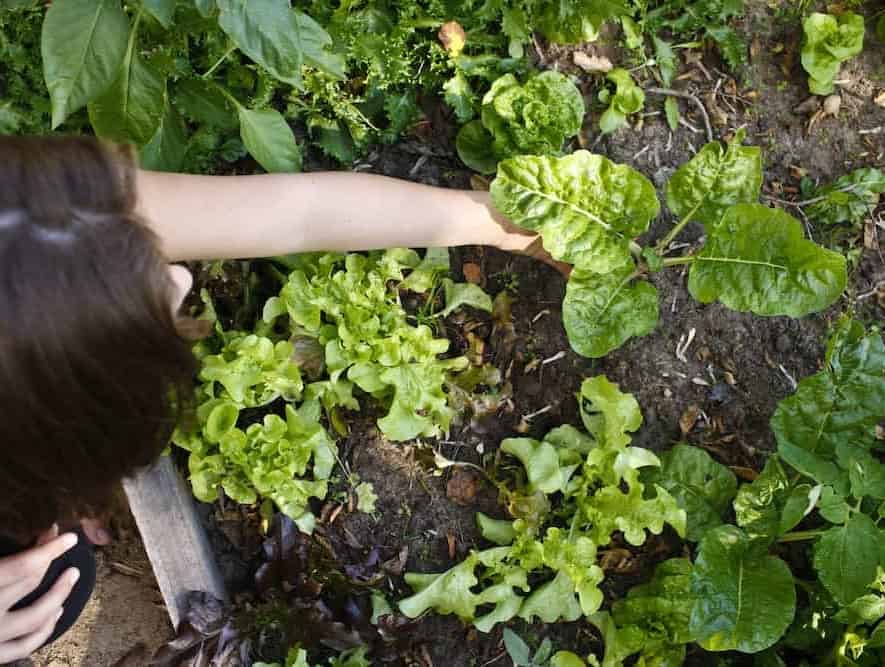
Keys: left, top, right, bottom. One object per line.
{"left": 777, "top": 529, "right": 827, "bottom": 543}
{"left": 202, "top": 45, "right": 237, "bottom": 79}
{"left": 629, "top": 240, "right": 644, "bottom": 257}
{"left": 661, "top": 255, "right": 695, "bottom": 267}
{"left": 657, "top": 200, "right": 701, "bottom": 253}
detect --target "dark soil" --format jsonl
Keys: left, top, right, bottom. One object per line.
{"left": 186, "top": 2, "right": 885, "bottom": 665}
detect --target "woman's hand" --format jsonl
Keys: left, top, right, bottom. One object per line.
{"left": 0, "top": 527, "right": 80, "bottom": 662}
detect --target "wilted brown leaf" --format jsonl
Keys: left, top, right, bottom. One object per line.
{"left": 447, "top": 469, "right": 480, "bottom": 506}
{"left": 573, "top": 51, "right": 613, "bottom": 73}
{"left": 679, "top": 404, "right": 701, "bottom": 435}
{"left": 462, "top": 262, "right": 483, "bottom": 284}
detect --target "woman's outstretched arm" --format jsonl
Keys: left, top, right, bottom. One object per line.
{"left": 136, "top": 170, "right": 535, "bottom": 262}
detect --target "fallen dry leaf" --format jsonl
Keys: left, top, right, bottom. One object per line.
{"left": 680, "top": 405, "right": 701, "bottom": 435}
{"left": 875, "top": 90, "right": 885, "bottom": 108}
{"left": 730, "top": 466, "right": 759, "bottom": 482}
{"left": 462, "top": 262, "right": 483, "bottom": 284}
{"left": 470, "top": 174, "right": 490, "bottom": 191}
{"left": 447, "top": 532, "right": 457, "bottom": 559}
{"left": 573, "top": 51, "right": 613, "bottom": 73}
{"left": 446, "top": 469, "right": 480, "bottom": 506}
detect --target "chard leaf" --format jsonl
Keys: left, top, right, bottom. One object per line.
{"left": 41, "top": 0, "right": 130, "bottom": 128}
{"left": 733, "top": 456, "right": 814, "bottom": 541}
{"left": 771, "top": 320, "right": 885, "bottom": 490}
{"left": 813, "top": 513, "right": 880, "bottom": 606}
{"left": 665, "top": 129, "right": 762, "bottom": 228}
{"left": 491, "top": 152, "right": 660, "bottom": 272}
{"left": 688, "top": 203, "right": 846, "bottom": 317}
{"left": 563, "top": 263, "right": 658, "bottom": 359}
{"left": 238, "top": 107, "right": 303, "bottom": 173}
{"left": 689, "top": 525, "right": 796, "bottom": 653}
{"left": 533, "top": 0, "right": 629, "bottom": 44}
{"left": 216, "top": 0, "right": 343, "bottom": 90}
{"left": 644, "top": 443, "right": 737, "bottom": 542}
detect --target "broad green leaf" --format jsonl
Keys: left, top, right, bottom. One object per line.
{"left": 194, "top": 0, "right": 216, "bottom": 17}
{"left": 813, "top": 513, "right": 880, "bottom": 606}
{"left": 690, "top": 525, "right": 796, "bottom": 653}
{"left": 534, "top": 0, "right": 629, "bottom": 44}
{"left": 666, "top": 129, "right": 762, "bottom": 228}
{"left": 834, "top": 594, "right": 885, "bottom": 625}
{"left": 88, "top": 35, "right": 166, "bottom": 145}
{"left": 645, "top": 443, "right": 737, "bottom": 542}
{"left": 817, "top": 485, "right": 851, "bottom": 524}
{"left": 455, "top": 120, "right": 497, "bottom": 174}
{"left": 688, "top": 203, "right": 847, "bottom": 317}
{"left": 439, "top": 279, "right": 493, "bottom": 317}
{"left": 491, "top": 152, "right": 660, "bottom": 272}
{"left": 771, "top": 320, "right": 885, "bottom": 489}
{"left": 238, "top": 107, "right": 303, "bottom": 173}
{"left": 142, "top": 0, "right": 176, "bottom": 27}
{"left": 443, "top": 71, "right": 475, "bottom": 123}
{"left": 734, "top": 456, "right": 816, "bottom": 541}
{"left": 175, "top": 78, "right": 237, "bottom": 129}
{"left": 598, "top": 68, "right": 644, "bottom": 135}
{"left": 518, "top": 570, "right": 584, "bottom": 623}
{"left": 588, "top": 611, "right": 650, "bottom": 667}
{"left": 42, "top": 0, "right": 130, "bottom": 128}
{"left": 216, "top": 0, "right": 343, "bottom": 90}
{"left": 563, "top": 263, "right": 658, "bottom": 358}
{"left": 140, "top": 101, "right": 188, "bottom": 172}
{"left": 549, "top": 652, "right": 587, "bottom": 667}
{"left": 399, "top": 248, "right": 449, "bottom": 293}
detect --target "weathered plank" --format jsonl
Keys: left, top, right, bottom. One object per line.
{"left": 123, "top": 456, "right": 227, "bottom": 628}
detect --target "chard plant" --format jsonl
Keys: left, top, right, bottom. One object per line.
{"left": 801, "top": 11, "right": 865, "bottom": 96}
{"left": 398, "top": 376, "right": 686, "bottom": 631}
{"left": 593, "top": 319, "right": 885, "bottom": 664}
{"left": 490, "top": 129, "right": 848, "bottom": 358}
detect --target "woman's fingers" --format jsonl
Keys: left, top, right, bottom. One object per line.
{"left": 0, "top": 567, "right": 79, "bottom": 641}
{"left": 0, "top": 532, "right": 78, "bottom": 587}
{"left": 0, "top": 607, "right": 63, "bottom": 663}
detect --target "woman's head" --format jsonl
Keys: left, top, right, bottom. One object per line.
{"left": 0, "top": 135, "right": 198, "bottom": 540}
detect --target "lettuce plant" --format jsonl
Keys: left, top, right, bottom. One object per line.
{"left": 801, "top": 12, "right": 865, "bottom": 96}
{"left": 805, "top": 167, "right": 885, "bottom": 228}
{"left": 490, "top": 130, "right": 847, "bottom": 358}
{"left": 456, "top": 71, "right": 585, "bottom": 174}
{"left": 597, "top": 68, "right": 644, "bottom": 135}
{"left": 398, "top": 376, "right": 685, "bottom": 631}
{"left": 263, "top": 248, "right": 491, "bottom": 442}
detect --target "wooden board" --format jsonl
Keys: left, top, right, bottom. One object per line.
{"left": 122, "top": 456, "right": 227, "bottom": 629}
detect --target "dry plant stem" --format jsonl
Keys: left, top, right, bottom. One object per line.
{"left": 647, "top": 87, "right": 714, "bottom": 142}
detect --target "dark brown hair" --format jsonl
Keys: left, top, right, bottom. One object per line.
{"left": 0, "top": 135, "right": 198, "bottom": 542}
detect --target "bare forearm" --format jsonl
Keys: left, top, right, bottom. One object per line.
{"left": 136, "top": 170, "right": 529, "bottom": 262}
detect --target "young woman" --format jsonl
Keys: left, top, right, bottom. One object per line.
{"left": 0, "top": 135, "right": 543, "bottom": 661}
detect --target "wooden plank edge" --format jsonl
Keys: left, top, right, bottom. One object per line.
{"left": 122, "top": 456, "right": 228, "bottom": 629}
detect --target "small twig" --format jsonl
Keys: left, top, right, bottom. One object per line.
{"left": 762, "top": 184, "right": 863, "bottom": 209}
{"left": 541, "top": 351, "right": 567, "bottom": 366}
{"left": 676, "top": 327, "right": 696, "bottom": 363}
{"left": 679, "top": 117, "right": 702, "bottom": 134}
{"left": 778, "top": 364, "right": 798, "bottom": 391}
{"left": 646, "top": 87, "right": 714, "bottom": 142}
{"left": 523, "top": 404, "right": 553, "bottom": 421}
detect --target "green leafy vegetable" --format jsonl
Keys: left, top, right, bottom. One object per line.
{"left": 806, "top": 168, "right": 885, "bottom": 228}
{"left": 801, "top": 12, "right": 865, "bottom": 96}
{"left": 689, "top": 525, "right": 797, "bottom": 653}
{"left": 399, "top": 377, "right": 684, "bottom": 631}
{"left": 733, "top": 456, "right": 816, "bottom": 542}
{"left": 813, "top": 513, "right": 880, "bottom": 606}
{"left": 665, "top": 128, "right": 762, "bottom": 228}
{"left": 644, "top": 443, "right": 737, "bottom": 542}
{"left": 687, "top": 203, "right": 847, "bottom": 317}
{"left": 237, "top": 106, "right": 303, "bottom": 173}
{"left": 456, "top": 71, "right": 584, "bottom": 174}
{"left": 597, "top": 68, "right": 644, "bottom": 135}
{"left": 41, "top": 0, "right": 130, "bottom": 128}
